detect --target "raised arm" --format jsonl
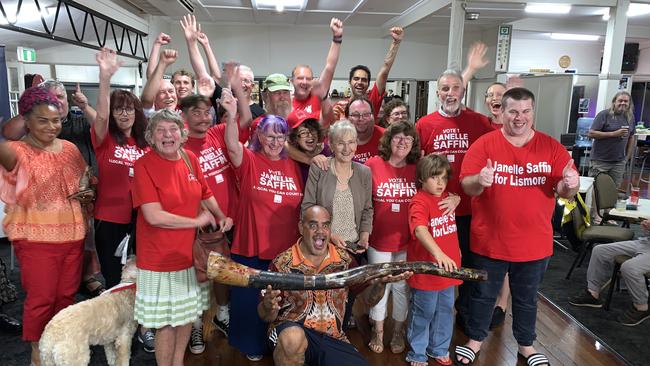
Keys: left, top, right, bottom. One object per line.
{"left": 180, "top": 14, "right": 215, "bottom": 97}
{"left": 141, "top": 49, "right": 177, "bottom": 109}
{"left": 374, "top": 27, "right": 404, "bottom": 95}
{"left": 222, "top": 87, "right": 244, "bottom": 167}
{"left": 197, "top": 30, "right": 222, "bottom": 81}
{"left": 146, "top": 33, "right": 171, "bottom": 80}
{"left": 461, "top": 42, "right": 489, "bottom": 89}
{"left": 228, "top": 63, "right": 253, "bottom": 129}
{"left": 94, "top": 48, "right": 124, "bottom": 145}
{"left": 311, "top": 18, "right": 343, "bottom": 99}
{"left": 1, "top": 116, "right": 27, "bottom": 140}
{"left": 71, "top": 83, "right": 97, "bottom": 124}
{"left": 0, "top": 142, "right": 17, "bottom": 171}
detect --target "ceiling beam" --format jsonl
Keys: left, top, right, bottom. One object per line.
{"left": 511, "top": 17, "right": 650, "bottom": 39}
{"left": 470, "top": 0, "right": 618, "bottom": 6}
{"left": 382, "top": 0, "right": 450, "bottom": 32}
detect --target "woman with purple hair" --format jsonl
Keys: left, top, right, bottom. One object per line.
{"left": 223, "top": 85, "right": 304, "bottom": 361}
{"left": 0, "top": 86, "right": 87, "bottom": 365}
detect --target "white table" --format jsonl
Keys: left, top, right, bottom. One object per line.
{"left": 609, "top": 198, "right": 650, "bottom": 221}
{"left": 626, "top": 133, "right": 650, "bottom": 193}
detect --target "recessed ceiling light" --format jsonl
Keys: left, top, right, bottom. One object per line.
{"left": 550, "top": 33, "right": 599, "bottom": 41}
{"left": 628, "top": 3, "right": 650, "bottom": 17}
{"left": 525, "top": 3, "right": 571, "bottom": 14}
{"left": 254, "top": 0, "right": 304, "bottom": 11}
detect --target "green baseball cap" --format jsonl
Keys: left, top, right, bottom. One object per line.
{"left": 264, "top": 73, "right": 290, "bottom": 92}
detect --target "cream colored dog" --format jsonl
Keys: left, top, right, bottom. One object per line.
{"left": 40, "top": 258, "right": 138, "bottom": 366}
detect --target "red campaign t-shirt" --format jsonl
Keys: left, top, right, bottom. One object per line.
{"left": 132, "top": 150, "right": 213, "bottom": 272}
{"left": 459, "top": 130, "right": 571, "bottom": 262}
{"left": 232, "top": 149, "right": 304, "bottom": 260}
{"left": 333, "top": 84, "right": 386, "bottom": 121}
{"left": 91, "top": 130, "right": 148, "bottom": 224}
{"left": 416, "top": 110, "right": 492, "bottom": 216}
{"left": 354, "top": 125, "right": 384, "bottom": 163}
{"left": 292, "top": 93, "right": 321, "bottom": 121}
{"left": 365, "top": 157, "right": 417, "bottom": 252}
{"left": 184, "top": 123, "right": 250, "bottom": 218}
{"left": 407, "top": 191, "right": 462, "bottom": 291}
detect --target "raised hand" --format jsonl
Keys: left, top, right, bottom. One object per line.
{"left": 96, "top": 48, "right": 123, "bottom": 77}
{"left": 180, "top": 14, "right": 199, "bottom": 41}
{"left": 330, "top": 18, "right": 343, "bottom": 38}
{"left": 155, "top": 32, "right": 171, "bottom": 46}
{"left": 390, "top": 27, "right": 404, "bottom": 42}
{"left": 220, "top": 88, "right": 237, "bottom": 118}
{"left": 467, "top": 42, "right": 489, "bottom": 71}
{"left": 562, "top": 159, "right": 579, "bottom": 190}
{"left": 479, "top": 159, "right": 495, "bottom": 187}
{"left": 197, "top": 76, "right": 216, "bottom": 97}
{"left": 160, "top": 49, "right": 177, "bottom": 66}
{"left": 71, "top": 83, "right": 88, "bottom": 109}
{"left": 197, "top": 31, "right": 210, "bottom": 48}
{"left": 223, "top": 61, "right": 242, "bottom": 91}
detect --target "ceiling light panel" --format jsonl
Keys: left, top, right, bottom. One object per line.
{"left": 525, "top": 3, "right": 571, "bottom": 14}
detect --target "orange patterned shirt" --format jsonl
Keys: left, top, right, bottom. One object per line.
{"left": 268, "top": 240, "right": 352, "bottom": 341}
{"left": 0, "top": 140, "right": 86, "bottom": 243}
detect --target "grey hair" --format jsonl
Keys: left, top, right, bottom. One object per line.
{"left": 145, "top": 109, "right": 187, "bottom": 146}
{"left": 328, "top": 119, "right": 357, "bottom": 144}
{"left": 436, "top": 69, "right": 464, "bottom": 87}
{"left": 38, "top": 79, "right": 66, "bottom": 95}
{"left": 239, "top": 65, "right": 254, "bottom": 77}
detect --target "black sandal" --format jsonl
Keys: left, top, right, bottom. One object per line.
{"left": 518, "top": 352, "right": 550, "bottom": 366}
{"left": 79, "top": 276, "right": 106, "bottom": 297}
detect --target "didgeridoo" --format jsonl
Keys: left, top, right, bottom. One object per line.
{"left": 206, "top": 252, "right": 487, "bottom": 290}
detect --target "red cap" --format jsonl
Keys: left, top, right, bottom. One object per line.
{"left": 287, "top": 109, "right": 317, "bottom": 129}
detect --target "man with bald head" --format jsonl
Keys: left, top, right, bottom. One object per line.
{"left": 259, "top": 205, "right": 410, "bottom": 366}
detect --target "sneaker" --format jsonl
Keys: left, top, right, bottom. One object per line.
{"left": 618, "top": 306, "right": 650, "bottom": 326}
{"left": 189, "top": 324, "right": 205, "bottom": 354}
{"left": 568, "top": 290, "right": 602, "bottom": 308}
{"left": 246, "top": 354, "right": 263, "bottom": 361}
{"left": 137, "top": 328, "right": 155, "bottom": 353}
{"left": 489, "top": 306, "right": 506, "bottom": 330}
{"left": 212, "top": 315, "right": 229, "bottom": 337}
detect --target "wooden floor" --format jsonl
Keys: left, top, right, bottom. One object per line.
{"left": 183, "top": 294, "right": 627, "bottom": 366}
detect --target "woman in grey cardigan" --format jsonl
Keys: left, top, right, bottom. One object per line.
{"left": 302, "top": 120, "right": 373, "bottom": 252}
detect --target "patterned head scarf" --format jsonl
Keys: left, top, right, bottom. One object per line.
{"left": 18, "top": 86, "right": 61, "bottom": 117}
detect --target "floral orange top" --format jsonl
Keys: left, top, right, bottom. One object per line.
{"left": 0, "top": 140, "right": 86, "bottom": 243}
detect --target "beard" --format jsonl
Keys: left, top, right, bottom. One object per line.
{"left": 273, "top": 101, "right": 292, "bottom": 119}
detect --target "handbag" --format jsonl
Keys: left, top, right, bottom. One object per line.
{"left": 179, "top": 149, "right": 229, "bottom": 282}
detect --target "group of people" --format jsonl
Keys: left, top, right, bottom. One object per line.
{"left": 0, "top": 12, "right": 645, "bottom": 366}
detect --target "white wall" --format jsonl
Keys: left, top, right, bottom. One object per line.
{"left": 509, "top": 38, "right": 604, "bottom": 74}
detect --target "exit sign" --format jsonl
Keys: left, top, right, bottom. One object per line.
{"left": 17, "top": 47, "right": 36, "bottom": 63}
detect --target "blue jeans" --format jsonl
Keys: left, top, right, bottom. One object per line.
{"left": 466, "top": 253, "right": 550, "bottom": 346}
{"left": 406, "top": 287, "right": 455, "bottom": 362}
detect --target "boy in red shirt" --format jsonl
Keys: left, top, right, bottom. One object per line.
{"left": 407, "top": 154, "right": 461, "bottom": 366}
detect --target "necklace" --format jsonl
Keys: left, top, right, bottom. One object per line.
{"left": 332, "top": 160, "right": 352, "bottom": 185}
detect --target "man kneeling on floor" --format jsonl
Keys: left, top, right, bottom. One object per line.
{"left": 258, "top": 205, "right": 411, "bottom": 366}
{"left": 569, "top": 219, "right": 650, "bottom": 326}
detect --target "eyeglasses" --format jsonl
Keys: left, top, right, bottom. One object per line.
{"left": 349, "top": 112, "right": 373, "bottom": 120}
{"left": 264, "top": 134, "right": 287, "bottom": 143}
{"left": 113, "top": 107, "right": 135, "bottom": 115}
{"left": 241, "top": 78, "right": 255, "bottom": 86}
{"left": 392, "top": 135, "right": 414, "bottom": 144}
{"left": 297, "top": 130, "right": 316, "bottom": 138}
{"left": 390, "top": 111, "right": 409, "bottom": 118}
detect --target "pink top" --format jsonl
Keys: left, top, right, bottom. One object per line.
{"left": 0, "top": 140, "right": 86, "bottom": 243}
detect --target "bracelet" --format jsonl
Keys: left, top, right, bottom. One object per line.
{"left": 333, "top": 36, "right": 342, "bottom": 44}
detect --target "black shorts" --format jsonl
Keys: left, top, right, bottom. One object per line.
{"left": 269, "top": 321, "right": 368, "bottom": 366}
